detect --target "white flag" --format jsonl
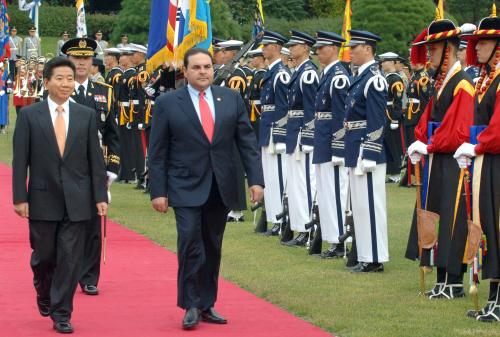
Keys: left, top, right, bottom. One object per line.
{"left": 18, "top": 0, "right": 41, "bottom": 22}
{"left": 76, "top": 0, "right": 87, "bottom": 38}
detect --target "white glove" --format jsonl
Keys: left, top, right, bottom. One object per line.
{"left": 408, "top": 140, "right": 428, "bottom": 155}
{"left": 6, "top": 88, "right": 12, "bottom": 94}
{"left": 453, "top": 142, "right": 477, "bottom": 159}
{"left": 138, "top": 123, "right": 145, "bottom": 130}
{"left": 107, "top": 171, "right": 118, "bottom": 188}
{"left": 107, "top": 190, "right": 112, "bottom": 204}
{"left": 409, "top": 153, "right": 422, "bottom": 164}
{"left": 331, "top": 155, "right": 345, "bottom": 166}
{"left": 456, "top": 156, "right": 472, "bottom": 169}
{"left": 301, "top": 145, "right": 314, "bottom": 153}
{"left": 145, "top": 86, "right": 155, "bottom": 97}
{"left": 361, "top": 159, "right": 377, "bottom": 173}
{"left": 0, "top": 90, "right": 5, "bottom": 96}
{"left": 275, "top": 143, "right": 286, "bottom": 154}
{"left": 390, "top": 121, "right": 399, "bottom": 130}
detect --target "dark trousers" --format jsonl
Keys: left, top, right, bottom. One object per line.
{"left": 119, "top": 126, "right": 145, "bottom": 181}
{"left": 29, "top": 216, "right": 86, "bottom": 322}
{"left": 79, "top": 214, "right": 101, "bottom": 287}
{"left": 173, "top": 177, "right": 229, "bottom": 310}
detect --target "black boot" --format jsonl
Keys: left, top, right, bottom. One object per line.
{"left": 321, "top": 243, "right": 348, "bottom": 259}
{"left": 429, "top": 271, "right": 465, "bottom": 299}
{"left": 282, "top": 232, "right": 309, "bottom": 247}
{"left": 265, "top": 223, "right": 281, "bottom": 236}
{"left": 477, "top": 282, "right": 500, "bottom": 322}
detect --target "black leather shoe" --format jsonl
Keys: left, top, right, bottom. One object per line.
{"left": 429, "top": 284, "right": 465, "bottom": 299}
{"left": 36, "top": 295, "right": 50, "bottom": 317}
{"left": 320, "top": 244, "right": 348, "bottom": 259}
{"left": 282, "top": 232, "right": 308, "bottom": 247}
{"left": 81, "top": 285, "right": 99, "bottom": 295}
{"left": 477, "top": 304, "right": 500, "bottom": 322}
{"left": 265, "top": 223, "right": 281, "bottom": 236}
{"left": 182, "top": 308, "right": 200, "bottom": 330}
{"left": 467, "top": 302, "right": 494, "bottom": 318}
{"left": 53, "top": 321, "right": 73, "bottom": 334}
{"left": 351, "top": 262, "right": 384, "bottom": 273}
{"left": 201, "top": 307, "right": 227, "bottom": 324}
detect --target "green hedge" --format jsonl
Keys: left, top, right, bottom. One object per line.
{"left": 9, "top": 5, "right": 117, "bottom": 39}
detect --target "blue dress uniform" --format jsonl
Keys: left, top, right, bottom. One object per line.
{"left": 345, "top": 30, "right": 389, "bottom": 271}
{"left": 281, "top": 30, "right": 319, "bottom": 246}
{"left": 311, "top": 32, "right": 351, "bottom": 254}
{"left": 259, "top": 31, "right": 291, "bottom": 227}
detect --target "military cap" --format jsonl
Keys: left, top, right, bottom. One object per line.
{"left": 413, "top": 19, "right": 460, "bottom": 46}
{"left": 121, "top": 34, "right": 128, "bottom": 38}
{"left": 29, "top": 26, "right": 36, "bottom": 32}
{"left": 286, "top": 30, "right": 315, "bottom": 47}
{"left": 260, "top": 30, "right": 287, "bottom": 45}
{"left": 61, "top": 30, "right": 69, "bottom": 36}
{"left": 378, "top": 52, "right": 399, "bottom": 62}
{"left": 459, "top": 40, "right": 468, "bottom": 50}
{"left": 119, "top": 46, "right": 134, "bottom": 55}
{"left": 95, "top": 30, "right": 103, "bottom": 35}
{"left": 61, "top": 38, "right": 97, "bottom": 57}
{"left": 10, "top": 26, "right": 17, "bottom": 32}
{"left": 129, "top": 43, "right": 148, "bottom": 54}
{"left": 92, "top": 57, "right": 103, "bottom": 66}
{"left": 217, "top": 39, "right": 244, "bottom": 51}
{"left": 104, "top": 47, "right": 121, "bottom": 56}
{"left": 313, "top": 31, "right": 345, "bottom": 48}
{"left": 347, "top": 30, "right": 382, "bottom": 47}
{"left": 280, "top": 47, "right": 290, "bottom": 56}
{"left": 247, "top": 48, "right": 263, "bottom": 57}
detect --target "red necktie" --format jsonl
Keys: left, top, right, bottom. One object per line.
{"left": 199, "top": 91, "right": 214, "bottom": 142}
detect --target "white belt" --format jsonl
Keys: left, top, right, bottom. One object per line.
{"left": 345, "top": 120, "right": 367, "bottom": 130}
{"left": 120, "top": 101, "right": 130, "bottom": 107}
{"left": 315, "top": 111, "right": 332, "bottom": 120}
{"left": 288, "top": 110, "right": 304, "bottom": 118}
{"left": 251, "top": 99, "right": 261, "bottom": 104}
{"left": 131, "top": 100, "right": 139, "bottom": 104}
{"left": 410, "top": 98, "right": 420, "bottom": 104}
{"left": 261, "top": 104, "right": 275, "bottom": 112}
{"left": 386, "top": 102, "right": 393, "bottom": 106}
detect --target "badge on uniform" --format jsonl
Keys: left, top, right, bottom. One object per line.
{"left": 94, "top": 94, "right": 107, "bottom": 103}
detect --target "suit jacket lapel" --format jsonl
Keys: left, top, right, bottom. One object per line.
{"left": 63, "top": 102, "right": 79, "bottom": 158}
{"left": 176, "top": 87, "right": 208, "bottom": 142}
{"left": 36, "top": 100, "right": 61, "bottom": 159}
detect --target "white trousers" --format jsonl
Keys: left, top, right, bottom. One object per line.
{"left": 287, "top": 151, "right": 316, "bottom": 232}
{"left": 349, "top": 164, "right": 389, "bottom": 263}
{"left": 261, "top": 147, "right": 287, "bottom": 224}
{"left": 315, "top": 163, "right": 348, "bottom": 244}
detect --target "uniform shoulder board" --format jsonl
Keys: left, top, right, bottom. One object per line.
{"left": 369, "top": 65, "right": 381, "bottom": 75}
{"left": 300, "top": 69, "right": 319, "bottom": 85}
{"left": 364, "top": 73, "right": 388, "bottom": 97}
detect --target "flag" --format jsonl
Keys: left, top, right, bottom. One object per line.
{"left": 18, "top": 0, "right": 40, "bottom": 23}
{"left": 76, "top": 0, "right": 87, "bottom": 38}
{"left": 146, "top": 0, "right": 178, "bottom": 72}
{"left": 339, "top": 0, "right": 351, "bottom": 62}
{"left": 174, "top": 0, "right": 212, "bottom": 65}
{"left": 253, "top": 0, "right": 264, "bottom": 37}
{"left": 0, "top": 0, "right": 9, "bottom": 59}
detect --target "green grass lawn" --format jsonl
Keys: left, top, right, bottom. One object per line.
{"left": 1, "top": 38, "right": 499, "bottom": 337}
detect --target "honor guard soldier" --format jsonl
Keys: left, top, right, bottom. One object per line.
{"left": 281, "top": 30, "right": 319, "bottom": 247}
{"left": 61, "top": 37, "right": 121, "bottom": 295}
{"left": 116, "top": 34, "right": 130, "bottom": 49}
{"left": 213, "top": 37, "right": 226, "bottom": 70}
{"left": 246, "top": 48, "right": 267, "bottom": 139}
{"left": 312, "top": 31, "right": 350, "bottom": 257}
{"left": 104, "top": 48, "right": 123, "bottom": 107}
{"left": 117, "top": 46, "right": 139, "bottom": 182}
{"left": 280, "top": 47, "right": 293, "bottom": 71}
{"left": 454, "top": 7, "right": 500, "bottom": 321}
{"left": 345, "top": 30, "right": 389, "bottom": 272}
{"left": 406, "top": 16, "right": 475, "bottom": 298}
{"left": 94, "top": 30, "right": 108, "bottom": 61}
{"left": 91, "top": 58, "right": 105, "bottom": 83}
{"left": 379, "top": 52, "right": 405, "bottom": 183}
{"left": 22, "top": 26, "right": 41, "bottom": 59}
{"left": 259, "top": 31, "right": 291, "bottom": 235}
{"left": 8, "top": 27, "right": 22, "bottom": 80}
{"left": 401, "top": 30, "right": 432, "bottom": 186}
{"left": 459, "top": 23, "right": 481, "bottom": 84}
{"left": 56, "top": 31, "right": 70, "bottom": 57}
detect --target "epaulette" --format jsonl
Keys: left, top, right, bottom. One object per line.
{"left": 370, "top": 65, "right": 381, "bottom": 76}
{"left": 137, "top": 71, "right": 149, "bottom": 83}
{"left": 94, "top": 81, "right": 112, "bottom": 89}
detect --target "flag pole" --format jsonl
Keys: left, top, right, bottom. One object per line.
{"left": 35, "top": 4, "right": 39, "bottom": 37}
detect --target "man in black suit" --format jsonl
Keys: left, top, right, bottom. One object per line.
{"left": 12, "top": 57, "right": 108, "bottom": 334}
{"left": 148, "top": 48, "right": 264, "bottom": 330}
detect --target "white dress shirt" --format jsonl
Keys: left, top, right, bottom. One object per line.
{"left": 186, "top": 84, "right": 216, "bottom": 122}
{"left": 75, "top": 78, "right": 89, "bottom": 96}
{"left": 357, "top": 59, "right": 377, "bottom": 76}
{"left": 47, "top": 96, "right": 70, "bottom": 136}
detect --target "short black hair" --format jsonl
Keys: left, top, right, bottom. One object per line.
{"left": 184, "top": 48, "right": 214, "bottom": 68}
{"left": 43, "top": 57, "right": 76, "bottom": 80}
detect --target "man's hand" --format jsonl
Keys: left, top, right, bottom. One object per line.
{"left": 152, "top": 197, "right": 169, "bottom": 213}
{"left": 249, "top": 185, "right": 264, "bottom": 204}
{"left": 96, "top": 202, "right": 108, "bottom": 216}
{"left": 14, "top": 202, "right": 29, "bottom": 218}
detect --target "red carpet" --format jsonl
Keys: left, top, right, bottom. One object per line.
{"left": 0, "top": 164, "right": 334, "bottom": 337}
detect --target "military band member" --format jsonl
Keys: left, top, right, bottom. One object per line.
{"left": 117, "top": 47, "right": 138, "bottom": 182}
{"left": 246, "top": 48, "right": 266, "bottom": 139}
{"left": 454, "top": 10, "right": 500, "bottom": 322}
{"left": 311, "top": 31, "right": 350, "bottom": 257}
{"left": 56, "top": 31, "right": 70, "bottom": 57}
{"left": 116, "top": 34, "right": 130, "bottom": 49}
{"left": 105, "top": 48, "right": 123, "bottom": 117}
{"left": 281, "top": 30, "right": 319, "bottom": 247}
{"left": 280, "top": 47, "right": 293, "bottom": 71}
{"left": 95, "top": 30, "right": 108, "bottom": 61}
{"left": 212, "top": 37, "right": 226, "bottom": 70}
{"left": 344, "top": 30, "right": 389, "bottom": 272}
{"left": 22, "top": 26, "right": 41, "bottom": 59}
{"left": 62, "top": 37, "right": 121, "bottom": 295}
{"left": 8, "top": 27, "right": 22, "bottom": 81}
{"left": 379, "top": 52, "right": 405, "bottom": 183}
{"left": 259, "top": 31, "right": 291, "bottom": 235}
{"left": 406, "top": 18, "right": 475, "bottom": 297}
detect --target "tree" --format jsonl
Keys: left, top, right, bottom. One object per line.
{"left": 225, "top": 0, "right": 307, "bottom": 24}
{"left": 305, "top": 0, "right": 344, "bottom": 18}
{"left": 211, "top": 0, "right": 244, "bottom": 39}
{"left": 446, "top": 0, "right": 493, "bottom": 25}
{"left": 351, "top": 0, "right": 438, "bottom": 57}
{"left": 111, "top": 0, "right": 150, "bottom": 44}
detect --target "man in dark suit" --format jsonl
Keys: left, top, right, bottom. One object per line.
{"left": 12, "top": 57, "right": 108, "bottom": 334}
{"left": 148, "top": 48, "right": 264, "bottom": 330}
